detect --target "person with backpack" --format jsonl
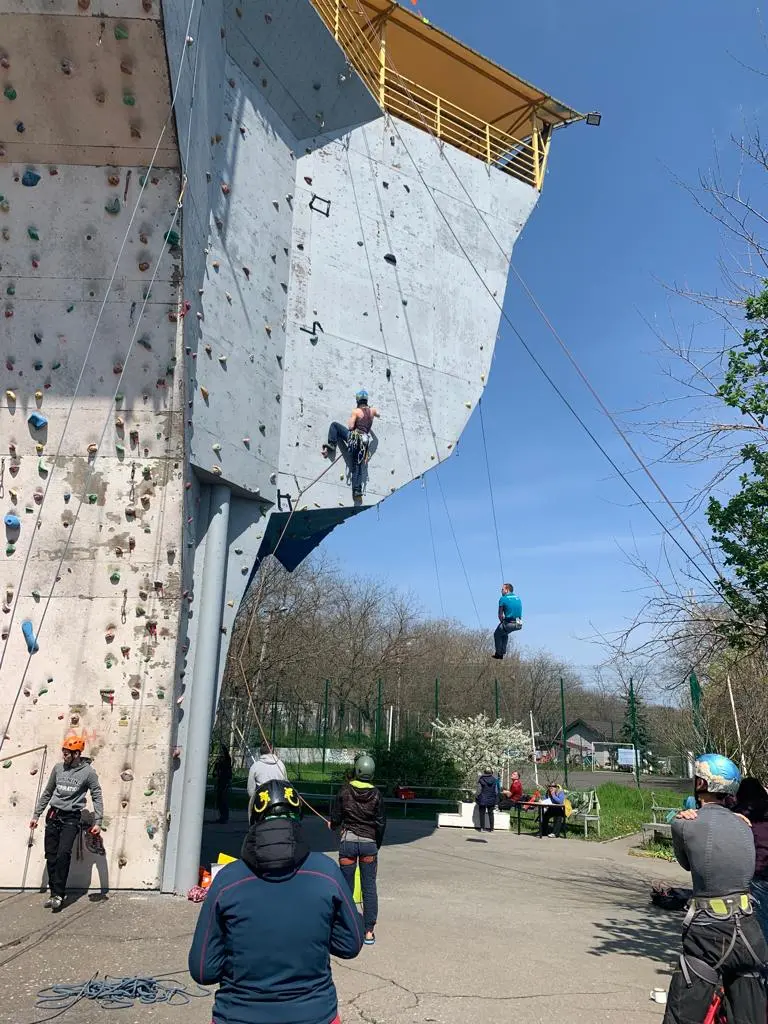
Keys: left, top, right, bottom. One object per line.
{"left": 189, "top": 779, "right": 363, "bottom": 1024}
{"left": 29, "top": 736, "right": 103, "bottom": 912}
{"left": 664, "top": 754, "right": 767, "bottom": 1024}
{"left": 330, "top": 753, "right": 386, "bottom": 946}
{"left": 476, "top": 768, "right": 500, "bottom": 832}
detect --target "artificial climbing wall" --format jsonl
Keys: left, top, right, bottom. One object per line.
{"left": 0, "top": 0, "right": 184, "bottom": 890}
{"left": 1, "top": 0, "right": 542, "bottom": 891}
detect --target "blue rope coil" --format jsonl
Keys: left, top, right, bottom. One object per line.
{"left": 36, "top": 974, "right": 210, "bottom": 1011}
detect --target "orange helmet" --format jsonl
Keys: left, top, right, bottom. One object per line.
{"left": 62, "top": 736, "right": 85, "bottom": 752}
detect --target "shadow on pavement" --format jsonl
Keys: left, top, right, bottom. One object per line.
{"left": 200, "top": 808, "right": 438, "bottom": 870}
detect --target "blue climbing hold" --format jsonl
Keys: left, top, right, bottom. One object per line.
{"left": 4, "top": 514, "right": 20, "bottom": 531}
{"left": 28, "top": 412, "right": 47, "bottom": 430}
{"left": 21, "top": 619, "right": 39, "bottom": 654}
{"left": 21, "top": 170, "right": 41, "bottom": 187}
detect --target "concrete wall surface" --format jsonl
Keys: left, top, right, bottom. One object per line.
{"left": 0, "top": 0, "right": 540, "bottom": 891}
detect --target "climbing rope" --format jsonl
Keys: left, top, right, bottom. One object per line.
{"left": 0, "top": 0, "right": 204, "bottom": 749}
{"left": 478, "top": 397, "right": 505, "bottom": 583}
{"left": 35, "top": 973, "right": 210, "bottom": 1012}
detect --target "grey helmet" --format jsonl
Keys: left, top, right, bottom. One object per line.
{"left": 354, "top": 754, "right": 375, "bottom": 782}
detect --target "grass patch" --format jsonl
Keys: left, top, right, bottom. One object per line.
{"left": 595, "top": 782, "right": 688, "bottom": 840}
{"left": 629, "top": 840, "right": 676, "bottom": 861}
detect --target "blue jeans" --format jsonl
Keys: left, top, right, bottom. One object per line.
{"left": 494, "top": 619, "right": 519, "bottom": 658}
{"left": 327, "top": 423, "right": 365, "bottom": 493}
{"left": 751, "top": 878, "right": 768, "bottom": 941}
{"left": 339, "top": 840, "right": 378, "bottom": 932}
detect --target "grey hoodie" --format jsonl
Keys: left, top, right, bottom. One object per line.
{"left": 34, "top": 758, "right": 104, "bottom": 824}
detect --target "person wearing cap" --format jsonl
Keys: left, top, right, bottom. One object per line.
{"left": 330, "top": 753, "right": 386, "bottom": 946}
{"left": 664, "top": 753, "right": 767, "bottom": 1024}
{"left": 29, "top": 736, "right": 103, "bottom": 912}
{"left": 189, "top": 779, "right": 363, "bottom": 1024}
{"left": 321, "top": 389, "right": 379, "bottom": 504}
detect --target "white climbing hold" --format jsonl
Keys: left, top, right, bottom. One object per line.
{"left": 212, "top": 443, "right": 222, "bottom": 453}
{"left": 211, "top": 465, "right": 222, "bottom": 475}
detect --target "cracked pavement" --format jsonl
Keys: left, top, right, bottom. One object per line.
{"left": 0, "top": 813, "right": 689, "bottom": 1024}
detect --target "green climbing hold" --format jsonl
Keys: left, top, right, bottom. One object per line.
{"left": 27, "top": 227, "right": 39, "bottom": 241}
{"left": 6, "top": 285, "right": 14, "bottom": 296}
{"left": 123, "top": 92, "right": 136, "bottom": 106}
{"left": 139, "top": 174, "right": 147, "bottom": 186}
{"left": 144, "top": 788, "right": 155, "bottom": 797}
{"left": 115, "top": 393, "right": 124, "bottom": 404}
{"left": 110, "top": 571, "right": 120, "bottom": 584}
{"left": 115, "top": 443, "right": 125, "bottom": 454}
{"left": 33, "top": 360, "right": 42, "bottom": 370}
{"left": 37, "top": 459, "right": 48, "bottom": 476}
{"left": 51, "top": 361, "right": 61, "bottom": 370}
{"left": 114, "top": 23, "right": 129, "bottom": 39}
{"left": 6, "top": 544, "right": 15, "bottom": 555}
{"left": 4, "top": 87, "right": 17, "bottom": 101}
{"left": 38, "top": 686, "right": 48, "bottom": 696}
{"left": 142, "top": 290, "right": 151, "bottom": 300}
{"left": 2, "top": 760, "right": 11, "bottom": 769}
{"left": 105, "top": 197, "right": 120, "bottom": 215}
{"left": 137, "top": 336, "right": 152, "bottom": 350}
{"left": 165, "top": 230, "right": 180, "bottom": 247}
{"left": 66, "top": 305, "right": 74, "bottom": 313}
{"left": 31, "top": 589, "right": 40, "bottom": 599}
{"left": 142, "top": 466, "right": 151, "bottom": 479}
{"left": 87, "top": 493, "right": 98, "bottom": 504}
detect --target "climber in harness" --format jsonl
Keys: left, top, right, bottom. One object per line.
{"left": 322, "top": 389, "right": 379, "bottom": 505}
{"left": 492, "top": 583, "right": 522, "bottom": 659}
{"left": 663, "top": 753, "right": 768, "bottom": 1024}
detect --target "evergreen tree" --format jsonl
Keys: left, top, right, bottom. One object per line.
{"left": 619, "top": 686, "right": 652, "bottom": 753}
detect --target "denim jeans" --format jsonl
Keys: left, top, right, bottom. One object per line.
{"left": 751, "top": 878, "right": 768, "bottom": 942}
{"left": 339, "top": 840, "right": 378, "bottom": 932}
{"left": 328, "top": 423, "right": 365, "bottom": 493}
{"left": 493, "top": 619, "right": 519, "bottom": 658}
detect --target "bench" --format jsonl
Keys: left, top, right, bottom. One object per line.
{"left": 641, "top": 792, "right": 678, "bottom": 842}
{"left": 566, "top": 789, "right": 601, "bottom": 838}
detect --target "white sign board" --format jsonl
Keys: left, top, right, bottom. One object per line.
{"left": 617, "top": 747, "right": 637, "bottom": 767}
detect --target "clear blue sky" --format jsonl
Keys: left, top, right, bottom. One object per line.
{"left": 324, "top": 1, "right": 764, "bottom": 668}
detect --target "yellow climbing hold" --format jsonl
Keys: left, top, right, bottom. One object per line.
{"left": 35, "top": 389, "right": 43, "bottom": 400}
{"left": 200, "top": 386, "right": 209, "bottom": 399}
{"left": 6, "top": 389, "right": 16, "bottom": 401}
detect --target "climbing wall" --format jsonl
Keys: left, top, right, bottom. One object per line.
{"left": 0, "top": 2, "right": 184, "bottom": 889}
{"left": 1, "top": 0, "right": 548, "bottom": 892}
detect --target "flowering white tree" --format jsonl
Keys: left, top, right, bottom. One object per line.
{"left": 432, "top": 714, "right": 529, "bottom": 788}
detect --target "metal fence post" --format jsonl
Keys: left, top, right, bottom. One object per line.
{"left": 322, "top": 680, "right": 330, "bottom": 774}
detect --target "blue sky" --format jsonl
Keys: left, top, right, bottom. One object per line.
{"left": 324, "top": 0, "right": 764, "bottom": 668}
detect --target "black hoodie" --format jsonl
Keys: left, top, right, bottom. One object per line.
{"left": 330, "top": 781, "right": 386, "bottom": 847}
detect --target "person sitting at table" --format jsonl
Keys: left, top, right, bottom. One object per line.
{"left": 499, "top": 771, "right": 526, "bottom": 810}
{"left": 540, "top": 782, "right": 566, "bottom": 839}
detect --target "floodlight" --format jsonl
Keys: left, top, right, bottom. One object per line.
{"left": 585, "top": 112, "right": 602, "bottom": 127}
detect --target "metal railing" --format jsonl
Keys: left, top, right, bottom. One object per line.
{"left": 309, "top": 0, "right": 546, "bottom": 189}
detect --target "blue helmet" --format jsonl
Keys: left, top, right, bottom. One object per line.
{"left": 355, "top": 388, "right": 369, "bottom": 402}
{"left": 693, "top": 753, "right": 741, "bottom": 795}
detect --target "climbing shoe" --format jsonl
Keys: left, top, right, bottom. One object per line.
{"left": 50, "top": 895, "right": 64, "bottom": 912}
{"left": 352, "top": 489, "right": 363, "bottom": 505}
{"left": 321, "top": 444, "right": 336, "bottom": 460}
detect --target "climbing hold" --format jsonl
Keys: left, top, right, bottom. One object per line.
{"left": 120, "top": 59, "right": 132, "bottom": 75}
{"left": 130, "top": 125, "right": 141, "bottom": 139}
{"left": 138, "top": 261, "right": 150, "bottom": 272}
{"left": 464, "top": 402, "right": 472, "bottom": 409}
{"left": 87, "top": 443, "right": 98, "bottom": 455}
{"left": 37, "top": 687, "right": 47, "bottom": 697}
{"left": 114, "top": 23, "right": 129, "bottom": 39}
{"left": 115, "top": 443, "right": 125, "bottom": 454}
{"left": 242, "top": 437, "right": 250, "bottom": 447}
{"left": 211, "top": 465, "right": 222, "bottom": 476}
{"left": 384, "top": 253, "right": 397, "bottom": 265}
{"left": 137, "top": 336, "right": 151, "bottom": 350}
{"left": 27, "top": 227, "right": 39, "bottom": 241}
{"left": 200, "top": 386, "right": 209, "bottom": 400}
{"left": 28, "top": 412, "right": 47, "bottom": 430}
{"left": 122, "top": 92, "right": 136, "bottom": 106}
{"left": 115, "top": 393, "right": 124, "bottom": 404}
{"left": 21, "top": 619, "right": 39, "bottom": 653}
{"left": 218, "top": 353, "right": 227, "bottom": 363}
{"left": 4, "top": 514, "right": 20, "bottom": 530}
{"left": 5, "top": 390, "right": 16, "bottom": 401}
{"left": 221, "top": 183, "right": 231, "bottom": 195}
{"left": 121, "top": 769, "right": 134, "bottom": 782}
{"left": 165, "top": 229, "right": 180, "bottom": 247}
{"left": 6, "top": 285, "right": 14, "bottom": 296}
{"left": 105, "top": 197, "right": 120, "bottom": 215}
{"left": 21, "top": 170, "right": 40, "bottom": 187}
{"left": 212, "top": 443, "right": 222, "bottom": 454}
{"left": 15, "top": 121, "right": 24, "bottom": 133}
{"left": 37, "top": 459, "right": 49, "bottom": 475}
{"left": 109, "top": 571, "right": 120, "bottom": 584}
{"left": 87, "top": 493, "right": 98, "bottom": 504}
{"left": 35, "top": 443, "right": 44, "bottom": 454}
{"left": 2, "top": 761, "right": 10, "bottom": 769}
{"left": 4, "top": 86, "right": 17, "bottom": 101}
{"left": 52, "top": 360, "right": 62, "bottom": 369}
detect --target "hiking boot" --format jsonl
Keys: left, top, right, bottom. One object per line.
{"left": 50, "top": 895, "right": 64, "bottom": 912}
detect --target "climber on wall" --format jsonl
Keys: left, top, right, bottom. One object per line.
{"left": 29, "top": 736, "right": 104, "bottom": 912}
{"left": 492, "top": 583, "right": 522, "bottom": 659}
{"left": 322, "top": 389, "right": 379, "bottom": 505}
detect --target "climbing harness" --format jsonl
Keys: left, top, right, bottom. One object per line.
{"left": 347, "top": 429, "right": 371, "bottom": 467}
{"left": 678, "top": 894, "right": 765, "bottom": 995}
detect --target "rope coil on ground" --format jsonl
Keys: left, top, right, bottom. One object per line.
{"left": 35, "top": 974, "right": 210, "bottom": 1011}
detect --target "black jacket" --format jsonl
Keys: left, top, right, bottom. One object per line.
{"left": 330, "top": 781, "right": 387, "bottom": 847}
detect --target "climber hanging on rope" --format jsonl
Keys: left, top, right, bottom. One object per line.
{"left": 492, "top": 583, "right": 522, "bottom": 659}
{"left": 322, "top": 389, "right": 379, "bottom": 505}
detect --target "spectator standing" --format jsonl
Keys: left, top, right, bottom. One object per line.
{"left": 539, "top": 783, "right": 566, "bottom": 838}
{"left": 476, "top": 768, "right": 500, "bottom": 833}
{"left": 734, "top": 776, "right": 768, "bottom": 940}
{"left": 247, "top": 742, "right": 287, "bottom": 824}
{"left": 214, "top": 745, "right": 233, "bottom": 824}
